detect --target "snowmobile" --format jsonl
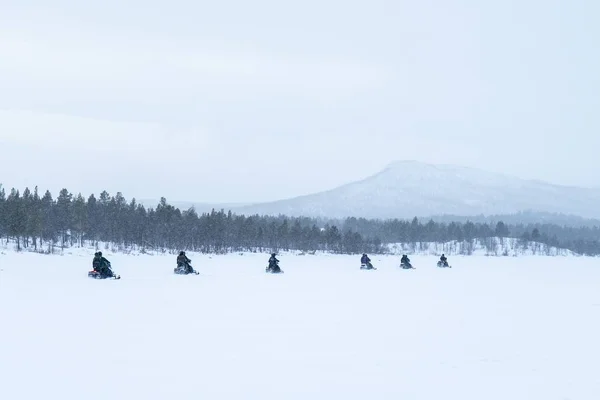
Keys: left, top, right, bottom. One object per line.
{"left": 437, "top": 260, "right": 451, "bottom": 268}
{"left": 400, "top": 262, "right": 415, "bottom": 269}
{"left": 360, "top": 262, "right": 376, "bottom": 270}
{"left": 174, "top": 263, "right": 199, "bottom": 275}
{"left": 266, "top": 262, "right": 284, "bottom": 274}
{"left": 88, "top": 261, "right": 120, "bottom": 279}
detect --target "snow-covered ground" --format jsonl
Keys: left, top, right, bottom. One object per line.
{"left": 1, "top": 251, "right": 599, "bottom": 400}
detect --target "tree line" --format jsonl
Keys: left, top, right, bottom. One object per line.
{"left": 0, "top": 186, "right": 378, "bottom": 254}
{"left": 1, "top": 184, "right": 599, "bottom": 256}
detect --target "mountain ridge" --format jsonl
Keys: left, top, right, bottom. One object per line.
{"left": 142, "top": 161, "right": 600, "bottom": 222}
{"left": 230, "top": 161, "right": 600, "bottom": 219}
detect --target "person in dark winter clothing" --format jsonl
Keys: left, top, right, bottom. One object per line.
{"left": 400, "top": 254, "right": 412, "bottom": 268}
{"left": 92, "top": 252, "right": 101, "bottom": 271}
{"left": 268, "top": 253, "right": 279, "bottom": 265}
{"left": 361, "top": 253, "right": 374, "bottom": 269}
{"left": 177, "top": 251, "right": 193, "bottom": 273}
{"left": 93, "top": 251, "right": 113, "bottom": 277}
{"left": 439, "top": 254, "right": 448, "bottom": 267}
{"left": 267, "top": 253, "right": 281, "bottom": 273}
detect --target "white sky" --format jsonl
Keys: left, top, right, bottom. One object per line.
{"left": 1, "top": 0, "right": 599, "bottom": 203}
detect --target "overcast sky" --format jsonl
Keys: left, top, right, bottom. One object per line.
{"left": 1, "top": 0, "right": 598, "bottom": 203}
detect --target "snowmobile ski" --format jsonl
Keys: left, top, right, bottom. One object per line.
{"left": 88, "top": 270, "right": 120, "bottom": 279}
{"left": 174, "top": 266, "right": 199, "bottom": 275}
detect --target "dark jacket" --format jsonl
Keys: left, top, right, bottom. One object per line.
{"left": 93, "top": 255, "right": 109, "bottom": 267}
{"left": 269, "top": 256, "right": 279, "bottom": 267}
{"left": 177, "top": 254, "right": 191, "bottom": 266}
{"left": 361, "top": 254, "right": 370, "bottom": 264}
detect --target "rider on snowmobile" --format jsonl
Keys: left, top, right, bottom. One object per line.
{"left": 267, "top": 253, "right": 281, "bottom": 273}
{"left": 361, "top": 253, "right": 374, "bottom": 269}
{"left": 440, "top": 254, "right": 448, "bottom": 267}
{"left": 401, "top": 254, "right": 411, "bottom": 267}
{"left": 177, "top": 251, "right": 193, "bottom": 273}
{"left": 93, "top": 251, "right": 113, "bottom": 277}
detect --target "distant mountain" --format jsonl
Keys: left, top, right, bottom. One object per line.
{"left": 137, "top": 199, "right": 251, "bottom": 214}
{"left": 225, "top": 161, "right": 600, "bottom": 220}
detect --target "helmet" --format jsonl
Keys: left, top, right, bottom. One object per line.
{"left": 271, "top": 253, "right": 276, "bottom": 257}
{"left": 179, "top": 251, "right": 185, "bottom": 256}
{"left": 97, "top": 251, "right": 102, "bottom": 256}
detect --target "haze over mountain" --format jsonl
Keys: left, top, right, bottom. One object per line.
{"left": 139, "top": 161, "right": 600, "bottom": 222}
{"left": 189, "top": 161, "right": 600, "bottom": 220}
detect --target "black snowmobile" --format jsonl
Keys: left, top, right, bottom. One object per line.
{"left": 400, "top": 256, "right": 414, "bottom": 269}
{"left": 360, "top": 254, "right": 376, "bottom": 270}
{"left": 174, "top": 263, "right": 199, "bottom": 275}
{"left": 266, "top": 255, "right": 283, "bottom": 274}
{"left": 266, "top": 264, "right": 283, "bottom": 273}
{"left": 437, "top": 254, "right": 451, "bottom": 268}
{"left": 88, "top": 260, "right": 120, "bottom": 280}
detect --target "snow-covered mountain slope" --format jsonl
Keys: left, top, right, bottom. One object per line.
{"left": 230, "top": 161, "right": 600, "bottom": 219}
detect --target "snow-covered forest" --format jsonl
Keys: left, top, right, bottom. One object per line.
{"left": 0, "top": 185, "right": 599, "bottom": 256}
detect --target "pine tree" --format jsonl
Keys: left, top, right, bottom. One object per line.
{"left": 342, "top": 229, "right": 362, "bottom": 254}
{"left": 410, "top": 217, "right": 420, "bottom": 242}
{"left": 21, "top": 187, "right": 33, "bottom": 248}
{"left": 495, "top": 221, "right": 510, "bottom": 237}
{"left": 86, "top": 194, "right": 99, "bottom": 245}
{"left": 326, "top": 225, "right": 342, "bottom": 253}
{"left": 290, "top": 220, "right": 303, "bottom": 251}
{"left": 0, "top": 185, "right": 7, "bottom": 243}
{"left": 98, "top": 191, "right": 111, "bottom": 242}
{"left": 111, "top": 192, "right": 128, "bottom": 246}
{"left": 39, "top": 190, "right": 55, "bottom": 251}
{"left": 278, "top": 219, "right": 290, "bottom": 251}
{"left": 6, "top": 189, "right": 26, "bottom": 250}
{"left": 135, "top": 204, "right": 149, "bottom": 250}
{"left": 28, "top": 186, "right": 43, "bottom": 250}
{"left": 55, "top": 189, "right": 73, "bottom": 249}
{"left": 72, "top": 194, "right": 87, "bottom": 247}
{"left": 125, "top": 198, "right": 139, "bottom": 248}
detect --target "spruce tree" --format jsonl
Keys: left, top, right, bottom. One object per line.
{"left": 55, "top": 189, "right": 73, "bottom": 249}
{"left": 6, "top": 189, "right": 26, "bottom": 250}
{"left": 73, "top": 193, "right": 87, "bottom": 247}
{"left": 0, "top": 185, "right": 7, "bottom": 243}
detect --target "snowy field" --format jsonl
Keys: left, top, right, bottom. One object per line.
{"left": 1, "top": 251, "right": 599, "bottom": 400}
